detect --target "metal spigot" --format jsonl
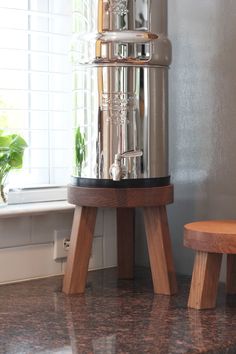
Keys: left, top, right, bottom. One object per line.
{"left": 109, "top": 150, "right": 143, "bottom": 181}
{"left": 109, "top": 154, "right": 126, "bottom": 181}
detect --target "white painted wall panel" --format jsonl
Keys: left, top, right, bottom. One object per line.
{"left": 94, "top": 209, "right": 104, "bottom": 237}
{"left": 0, "top": 207, "right": 116, "bottom": 283}
{"left": 0, "top": 243, "right": 62, "bottom": 284}
{"left": 89, "top": 236, "right": 104, "bottom": 270}
{"left": 103, "top": 209, "right": 117, "bottom": 268}
{"left": 31, "top": 212, "right": 73, "bottom": 244}
{"left": 0, "top": 217, "right": 31, "bottom": 248}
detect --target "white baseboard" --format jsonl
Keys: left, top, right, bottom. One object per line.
{"left": 0, "top": 236, "right": 117, "bottom": 285}
{"left": 0, "top": 243, "right": 62, "bottom": 284}
{"left": 0, "top": 241, "right": 106, "bottom": 284}
{"left": 0, "top": 208, "right": 117, "bottom": 285}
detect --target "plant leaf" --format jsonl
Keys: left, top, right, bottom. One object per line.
{"left": 0, "top": 132, "right": 27, "bottom": 178}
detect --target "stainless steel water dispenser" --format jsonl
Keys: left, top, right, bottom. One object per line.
{"left": 72, "top": 0, "right": 171, "bottom": 187}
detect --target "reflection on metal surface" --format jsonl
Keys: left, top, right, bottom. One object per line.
{"left": 72, "top": 35, "right": 171, "bottom": 66}
{"left": 109, "top": 150, "right": 143, "bottom": 180}
{"left": 75, "top": 30, "right": 158, "bottom": 43}
{"left": 108, "top": 0, "right": 129, "bottom": 15}
{"left": 100, "top": 92, "right": 137, "bottom": 111}
{"left": 101, "top": 92, "right": 137, "bottom": 125}
{"left": 73, "top": 0, "right": 171, "bottom": 183}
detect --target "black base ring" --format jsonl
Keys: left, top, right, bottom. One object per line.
{"left": 70, "top": 176, "right": 170, "bottom": 189}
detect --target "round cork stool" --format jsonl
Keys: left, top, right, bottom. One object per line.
{"left": 184, "top": 220, "right": 236, "bottom": 309}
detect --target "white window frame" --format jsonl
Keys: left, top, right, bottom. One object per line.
{"left": 0, "top": 0, "right": 73, "bottom": 204}
{"left": 8, "top": 186, "right": 67, "bottom": 204}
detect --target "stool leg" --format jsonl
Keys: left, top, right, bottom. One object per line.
{"left": 117, "top": 208, "right": 135, "bottom": 279}
{"left": 188, "top": 251, "right": 222, "bottom": 309}
{"left": 63, "top": 206, "right": 97, "bottom": 294}
{"left": 227, "top": 254, "right": 236, "bottom": 294}
{"left": 143, "top": 206, "right": 177, "bottom": 295}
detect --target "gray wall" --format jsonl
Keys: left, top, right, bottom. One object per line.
{"left": 136, "top": 0, "right": 236, "bottom": 276}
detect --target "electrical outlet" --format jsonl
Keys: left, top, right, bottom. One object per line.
{"left": 53, "top": 229, "right": 70, "bottom": 260}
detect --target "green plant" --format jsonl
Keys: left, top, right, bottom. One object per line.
{"left": 75, "top": 127, "right": 86, "bottom": 176}
{"left": 0, "top": 130, "right": 27, "bottom": 202}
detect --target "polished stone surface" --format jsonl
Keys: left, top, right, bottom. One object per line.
{"left": 0, "top": 268, "right": 236, "bottom": 353}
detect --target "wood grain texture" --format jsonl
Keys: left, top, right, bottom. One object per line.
{"left": 117, "top": 208, "right": 135, "bottom": 279}
{"left": 227, "top": 254, "right": 236, "bottom": 294}
{"left": 188, "top": 251, "right": 222, "bottom": 310}
{"left": 63, "top": 206, "right": 97, "bottom": 294}
{"left": 143, "top": 206, "right": 177, "bottom": 295}
{"left": 67, "top": 184, "right": 173, "bottom": 208}
{"left": 184, "top": 220, "right": 236, "bottom": 253}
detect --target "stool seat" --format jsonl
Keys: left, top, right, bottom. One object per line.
{"left": 184, "top": 220, "right": 236, "bottom": 253}
{"left": 184, "top": 220, "right": 236, "bottom": 310}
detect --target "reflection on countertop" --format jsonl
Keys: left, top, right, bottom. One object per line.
{"left": 0, "top": 267, "right": 236, "bottom": 353}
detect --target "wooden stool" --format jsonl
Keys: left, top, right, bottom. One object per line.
{"left": 184, "top": 220, "right": 236, "bottom": 309}
{"left": 63, "top": 184, "right": 177, "bottom": 296}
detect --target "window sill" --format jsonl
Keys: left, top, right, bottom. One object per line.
{"left": 0, "top": 201, "right": 75, "bottom": 219}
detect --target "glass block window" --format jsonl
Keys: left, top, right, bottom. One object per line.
{"left": 0, "top": 0, "right": 73, "bottom": 188}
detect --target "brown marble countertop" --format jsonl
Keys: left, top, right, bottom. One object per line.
{"left": 0, "top": 268, "right": 236, "bottom": 353}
